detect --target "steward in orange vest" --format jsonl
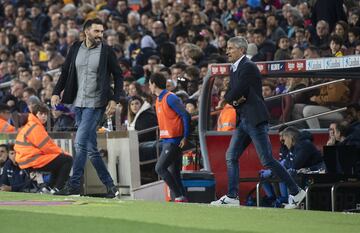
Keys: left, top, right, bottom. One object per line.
{"left": 217, "top": 104, "right": 236, "bottom": 131}
{"left": 14, "top": 104, "right": 72, "bottom": 191}
{"left": 0, "top": 104, "right": 15, "bottom": 133}
{"left": 150, "top": 72, "right": 190, "bottom": 202}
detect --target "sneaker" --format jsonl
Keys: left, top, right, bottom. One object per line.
{"left": 210, "top": 195, "right": 240, "bottom": 206}
{"left": 284, "top": 189, "right": 306, "bottom": 209}
{"left": 174, "top": 196, "right": 188, "bottom": 203}
{"left": 39, "top": 186, "right": 52, "bottom": 195}
{"left": 53, "top": 183, "right": 80, "bottom": 196}
{"left": 106, "top": 185, "right": 120, "bottom": 199}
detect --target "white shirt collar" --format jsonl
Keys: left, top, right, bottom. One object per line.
{"left": 231, "top": 55, "right": 245, "bottom": 72}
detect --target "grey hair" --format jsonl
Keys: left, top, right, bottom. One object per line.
{"left": 228, "top": 36, "right": 248, "bottom": 52}
{"left": 282, "top": 126, "right": 301, "bottom": 143}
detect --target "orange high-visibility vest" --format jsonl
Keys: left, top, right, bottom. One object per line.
{"left": 0, "top": 118, "right": 15, "bottom": 133}
{"left": 217, "top": 104, "right": 236, "bottom": 131}
{"left": 155, "top": 92, "right": 183, "bottom": 138}
{"left": 14, "top": 114, "right": 67, "bottom": 169}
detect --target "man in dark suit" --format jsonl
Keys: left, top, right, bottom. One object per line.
{"left": 210, "top": 36, "right": 305, "bottom": 209}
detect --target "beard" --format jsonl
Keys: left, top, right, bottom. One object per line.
{"left": 88, "top": 35, "right": 102, "bottom": 47}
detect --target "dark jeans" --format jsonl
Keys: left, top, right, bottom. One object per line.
{"left": 70, "top": 107, "right": 114, "bottom": 189}
{"left": 37, "top": 154, "right": 73, "bottom": 189}
{"left": 155, "top": 142, "right": 185, "bottom": 198}
{"left": 226, "top": 118, "right": 299, "bottom": 197}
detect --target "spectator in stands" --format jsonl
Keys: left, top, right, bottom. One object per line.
{"left": 329, "top": 35, "right": 344, "bottom": 57}
{"left": 51, "top": 104, "right": 75, "bottom": 132}
{"left": 14, "top": 104, "right": 73, "bottom": 193}
{"left": 282, "top": 126, "right": 324, "bottom": 171}
{"left": 170, "top": 9, "right": 192, "bottom": 42}
{"left": 266, "top": 13, "right": 286, "bottom": 43}
{"left": 0, "top": 144, "right": 33, "bottom": 192}
{"left": 0, "top": 62, "right": 10, "bottom": 84}
{"left": 303, "top": 78, "right": 350, "bottom": 128}
{"left": 193, "top": 34, "right": 219, "bottom": 58}
{"left": 290, "top": 47, "right": 304, "bottom": 59}
{"left": 31, "top": 4, "right": 51, "bottom": 41}
{"left": 0, "top": 103, "right": 15, "bottom": 133}
{"left": 262, "top": 81, "right": 291, "bottom": 124}
{"left": 341, "top": 104, "right": 360, "bottom": 148}
{"left": 348, "top": 27, "right": 360, "bottom": 48}
{"left": 127, "top": 95, "right": 158, "bottom": 143}
{"left": 334, "top": 21, "right": 349, "bottom": 45}
{"left": 311, "top": 20, "right": 331, "bottom": 51}
{"left": 151, "top": 21, "right": 169, "bottom": 48}
{"left": 51, "top": 19, "right": 122, "bottom": 198}
{"left": 253, "top": 29, "right": 276, "bottom": 61}
{"left": 326, "top": 121, "right": 347, "bottom": 146}
{"left": 293, "top": 28, "right": 309, "bottom": 50}
{"left": 128, "top": 81, "right": 144, "bottom": 97}
{"left": 274, "top": 35, "right": 291, "bottom": 60}
{"left": 0, "top": 144, "right": 9, "bottom": 176}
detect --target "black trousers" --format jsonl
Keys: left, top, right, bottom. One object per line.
{"left": 155, "top": 143, "right": 185, "bottom": 198}
{"left": 37, "top": 154, "right": 73, "bottom": 189}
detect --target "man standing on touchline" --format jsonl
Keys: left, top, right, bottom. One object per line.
{"left": 51, "top": 18, "right": 123, "bottom": 198}
{"left": 211, "top": 36, "right": 306, "bottom": 209}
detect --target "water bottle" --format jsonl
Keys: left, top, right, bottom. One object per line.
{"left": 107, "top": 117, "right": 113, "bottom": 131}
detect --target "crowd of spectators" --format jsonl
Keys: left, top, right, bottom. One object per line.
{"left": 0, "top": 0, "right": 358, "bottom": 133}
{"left": 0, "top": 0, "right": 360, "bottom": 201}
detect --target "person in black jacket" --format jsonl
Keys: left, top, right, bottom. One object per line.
{"left": 127, "top": 95, "right": 158, "bottom": 143}
{"left": 51, "top": 104, "right": 75, "bottom": 132}
{"left": 211, "top": 36, "right": 305, "bottom": 209}
{"left": 282, "top": 127, "right": 324, "bottom": 172}
{"left": 51, "top": 18, "right": 123, "bottom": 198}
{"left": 0, "top": 144, "right": 32, "bottom": 192}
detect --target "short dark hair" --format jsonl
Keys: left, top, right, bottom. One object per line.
{"left": 23, "top": 87, "right": 36, "bottom": 96}
{"left": 32, "top": 103, "right": 49, "bottom": 116}
{"left": 253, "top": 29, "right": 266, "bottom": 37}
{"left": 83, "top": 18, "right": 104, "bottom": 31}
{"left": 149, "top": 72, "right": 167, "bottom": 89}
{"left": 0, "top": 144, "right": 9, "bottom": 152}
{"left": 330, "top": 35, "right": 343, "bottom": 46}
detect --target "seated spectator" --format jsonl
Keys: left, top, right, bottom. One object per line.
{"left": 329, "top": 35, "right": 344, "bottom": 57}
{"left": 0, "top": 104, "right": 15, "bottom": 133}
{"left": 52, "top": 104, "right": 75, "bottom": 132}
{"left": 303, "top": 79, "right": 350, "bottom": 129}
{"left": 253, "top": 28, "right": 276, "bottom": 61}
{"left": 274, "top": 35, "right": 291, "bottom": 60}
{"left": 262, "top": 81, "right": 291, "bottom": 124}
{"left": 341, "top": 104, "right": 360, "bottom": 148}
{"left": 327, "top": 120, "right": 349, "bottom": 146}
{"left": 260, "top": 126, "right": 324, "bottom": 206}
{"left": 14, "top": 104, "right": 73, "bottom": 193}
{"left": 0, "top": 144, "right": 9, "bottom": 177}
{"left": 127, "top": 96, "right": 158, "bottom": 143}
{"left": 0, "top": 144, "right": 33, "bottom": 192}
{"left": 282, "top": 127, "right": 324, "bottom": 171}
{"left": 347, "top": 27, "right": 360, "bottom": 48}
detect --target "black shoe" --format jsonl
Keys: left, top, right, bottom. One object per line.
{"left": 54, "top": 183, "right": 80, "bottom": 196}
{"left": 106, "top": 185, "right": 120, "bottom": 199}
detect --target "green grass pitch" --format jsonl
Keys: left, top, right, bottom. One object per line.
{"left": 0, "top": 192, "right": 359, "bottom": 233}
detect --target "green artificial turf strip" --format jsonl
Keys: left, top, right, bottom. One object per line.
{"left": 0, "top": 192, "right": 359, "bottom": 233}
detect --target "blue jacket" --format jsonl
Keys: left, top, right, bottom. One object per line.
{"left": 285, "top": 139, "right": 323, "bottom": 170}
{"left": 0, "top": 160, "right": 30, "bottom": 192}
